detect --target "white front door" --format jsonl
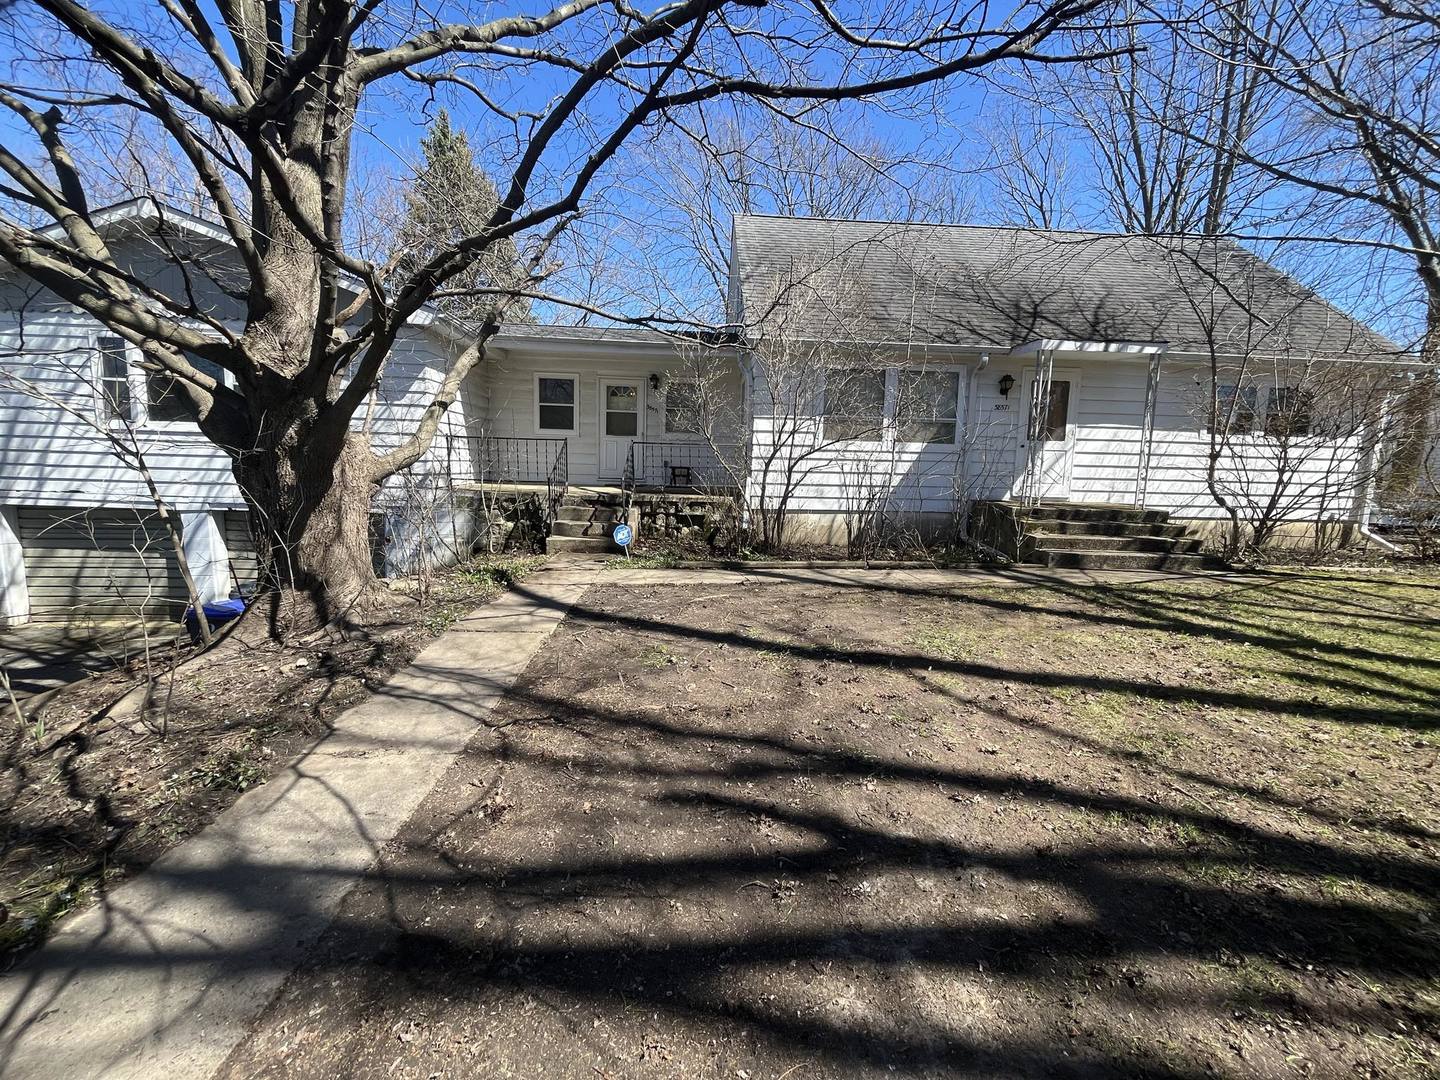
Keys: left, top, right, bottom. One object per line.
{"left": 599, "top": 379, "right": 642, "bottom": 479}
{"left": 1021, "top": 370, "right": 1080, "bottom": 499}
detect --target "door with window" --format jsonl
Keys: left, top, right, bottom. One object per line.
{"left": 1020, "top": 370, "right": 1080, "bottom": 499}
{"left": 599, "top": 379, "right": 642, "bottom": 479}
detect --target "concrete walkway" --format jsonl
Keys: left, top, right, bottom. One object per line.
{"left": 0, "top": 560, "right": 602, "bottom": 1080}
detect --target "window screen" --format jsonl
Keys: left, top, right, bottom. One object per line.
{"left": 147, "top": 351, "right": 224, "bottom": 423}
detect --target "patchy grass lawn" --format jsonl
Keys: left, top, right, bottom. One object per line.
{"left": 223, "top": 569, "right": 1440, "bottom": 1080}
{"left": 0, "top": 554, "right": 545, "bottom": 965}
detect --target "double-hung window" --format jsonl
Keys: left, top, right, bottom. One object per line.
{"left": 1263, "top": 385, "right": 1313, "bottom": 438}
{"left": 147, "top": 351, "right": 225, "bottom": 424}
{"left": 1216, "top": 383, "right": 1258, "bottom": 436}
{"left": 664, "top": 380, "right": 701, "bottom": 434}
{"left": 823, "top": 368, "right": 887, "bottom": 442}
{"left": 895, "top": 369, "right": 961, "bottom": 444}
{"left": 96, "top": 335, "right": 132, "bottom": 423}
{"left": 824, "top": 366, "right": 962, "bottom": 445}
{"left": 94, "top": 334, "right": 223, "bottom": 426}
{"left": 535, "top": 374, "right": 578, "bottom": 434}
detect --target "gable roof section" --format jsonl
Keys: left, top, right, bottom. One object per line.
{"left": 730, "top": 214, "right": 1402, "bottom": 361}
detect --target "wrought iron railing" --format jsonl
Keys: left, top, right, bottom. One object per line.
{"left": 545, "top": 440, "right": 568, "bottom": 526}
{"left": 623, "top": 441, "right": 740, "bottom": 493}
{"left": 446, "top": 434, "right": 569, "bottom": 528}
{"left": 450, "top": 435, "right": 568, "bottom": 485}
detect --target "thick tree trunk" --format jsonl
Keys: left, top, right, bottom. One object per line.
{"left": 235, "top": 405, "right": 384, "bottom": 629}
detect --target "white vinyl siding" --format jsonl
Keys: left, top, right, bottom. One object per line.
{"left": 747, "top": 352, "right": 1372, "bottom": 524}
{"left": 478, "top": 349, "right": 744, "bottom": 485}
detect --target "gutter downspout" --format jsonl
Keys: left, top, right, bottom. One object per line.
{"left": 958, "top": 353, "right": 990, "bottom": 539}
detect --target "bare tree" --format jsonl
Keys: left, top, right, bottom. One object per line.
{"left": 1164, "top": 242, "right": 1410, "bottom": 556}
{"left": 0, "top": 0, "right": 1124, "bottom": 628}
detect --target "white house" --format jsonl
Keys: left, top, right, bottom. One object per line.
{"left": 726, "top": 215, "right": 1418, "bottom": 556}
{"left": 0, "top": 205, "right": 1421, "bottom": 624}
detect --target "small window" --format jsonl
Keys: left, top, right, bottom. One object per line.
{"left": 1216, "top": 384, "right": 1257, "bottom": 436}
{"left": 664, "top": 381, "right": 701, "bottom": 434}
{"left": 824, "top": 368, "right": 886, "bottom": 442}
{"left": 147, "top": 351, "right": 224, "bottom": 423}
{"left": 96, "top": 335, "right": 131, "bottom": 422}
{"left": 1037, "top": 379, "right": 1071, "bottom": 443}
{"left": 1264, "top": 386, "right": 1312, "bottom": 438}
{"left": 896, "top": 369, "right": 960, "bottom": 444}
{"left": 536, "top": 375, "right": 577, "bottom": 433}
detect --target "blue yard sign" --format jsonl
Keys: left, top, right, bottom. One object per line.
{"left": 612, "top": 523, "right": 633, "bottom": 550}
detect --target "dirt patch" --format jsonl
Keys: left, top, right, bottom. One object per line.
{"left": 221, "top": 571, "right": 1440, "bottom": 1078}
{"left": 0, "top": 555, "right": 544, "bottom": 965}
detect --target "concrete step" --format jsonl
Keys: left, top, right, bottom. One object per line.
{"left": 550, "top": 519, "right": 623, "bottom": 538}
{"left": 562, "top": 492, "right": 625, "bottom": 508}
{"left": 1036, "top": 548, "right": 1219, "bottom": 571}
{"left": 1027, "top": 533, "right": 1204, "bottom": 554}
{"left": 1024, "top": 505, "right": 1171, "bottom": 524}
{"left": 546, "top": 534, "right": 621, "bottom": 555}
{"left": 554, "top": 504, "right": 625, "bottom": 524}
{"left": 1023, "top": 519, "right": 1189, "bottom": 538}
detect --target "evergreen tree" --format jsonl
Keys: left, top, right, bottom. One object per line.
{"left": 395, "top": 111, "right": 531, "bottom": 323}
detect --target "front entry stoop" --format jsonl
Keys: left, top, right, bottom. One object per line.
{"left": 546, "top": 491, "right": 628, "bottom": 556}
{"left": 975, "top": 502, "right": 1226, "bottom": 571}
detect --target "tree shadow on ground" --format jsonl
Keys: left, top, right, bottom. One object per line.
{"left": 6, "top": 573, "right": 1438, "bottom": 1078}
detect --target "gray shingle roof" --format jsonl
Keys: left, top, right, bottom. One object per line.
{"left": 730, "top": 215, "right": 1401, "bottom": 360}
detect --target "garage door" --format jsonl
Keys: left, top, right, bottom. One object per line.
{"left": 20, "top": 507, "right": 189, "bottom": 623}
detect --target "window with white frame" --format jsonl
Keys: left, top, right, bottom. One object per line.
{"left": 95, "top": 335, "right": 221, "bottom": 426}
{"left": 96, "top": 334, "right": 132, "bottom": 422}
{"left": 1213, "top": 382, "right": 1313, "bottom": 438}
{"left": 1263, "top": 385, "right": 1314, "bottom": 438}
{"left": 823, "top": 368, "right": 887, "bottom": 441}
{"left": 147, "top": 350, "right": 226, "bottom": 423}
{"left": 664, "top": 380, "right": 701, "bottom": 434}
{"left": 535, "top": 374, "right": 578, "bottom": 433}
{"left": 1215, "top": 383, "right": 1258, "bottom": 435}
{"left": 895, "top": 368, "right": 961, "bottom": 444}
{"left": 824, "top": 366, "right": 962, "bottom": 445}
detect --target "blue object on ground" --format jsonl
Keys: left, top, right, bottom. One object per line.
{"left": 612, "top": 523, "right": 633, "bottom": 547}
{"left": 184, "top": 597, "right": 248, "bottom": 634}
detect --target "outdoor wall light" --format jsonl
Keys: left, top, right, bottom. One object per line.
{"left": 649, "top": 373, "right": 661, "bottom": 392}
{"left": 998, "top": 373, "right": 1015, "bottom": 398}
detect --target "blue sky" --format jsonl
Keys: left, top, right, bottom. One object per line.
{"left": 0, "top": 0, "right": 1425, "bottom": 349}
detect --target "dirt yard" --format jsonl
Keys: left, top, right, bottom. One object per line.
{"left": 213, "top": 570, "right": 1439, "bottom": 1078}
{"left": 0, "top": 556, "right": 545, "bottom": 963}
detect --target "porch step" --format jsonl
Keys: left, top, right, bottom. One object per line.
{"left": 1001, "top": 499, "right": 1226, "bottom": 572}
{"left": 1031, "top": 519, "right": 1190, "bottom": 538}
{"left": 555, "top": 504, "right": 625, "bottom": 524}
{"left": 1035, "top": 549, "right": 1221, "bottom": 571}
{"left": 546, "top": 534, "right": 622, "bottom": 555}
{"left": 562, "top": 491, "right": 625, "bottom": 509}
{"left": 551, "top": 518, "right": 622, "bottom": 538}
{"left": 1027, "top": 533, "right": 1204, "bottom": 554}
{"left": 1026, "top": 505, "right": 1171, "bottom": 525}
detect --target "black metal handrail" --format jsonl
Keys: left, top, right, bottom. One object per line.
{"left": 624, "top": 441, "right": 740, "bottom": 492}
{"left": 451, "top": 434, "right": 568, "bottom": 486}
{"left": 545, "top": 440, "right": 568, "bottom": 527}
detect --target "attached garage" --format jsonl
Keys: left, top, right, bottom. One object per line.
{"left": 19, "top": 507, "right": 188, "bottom": 623}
